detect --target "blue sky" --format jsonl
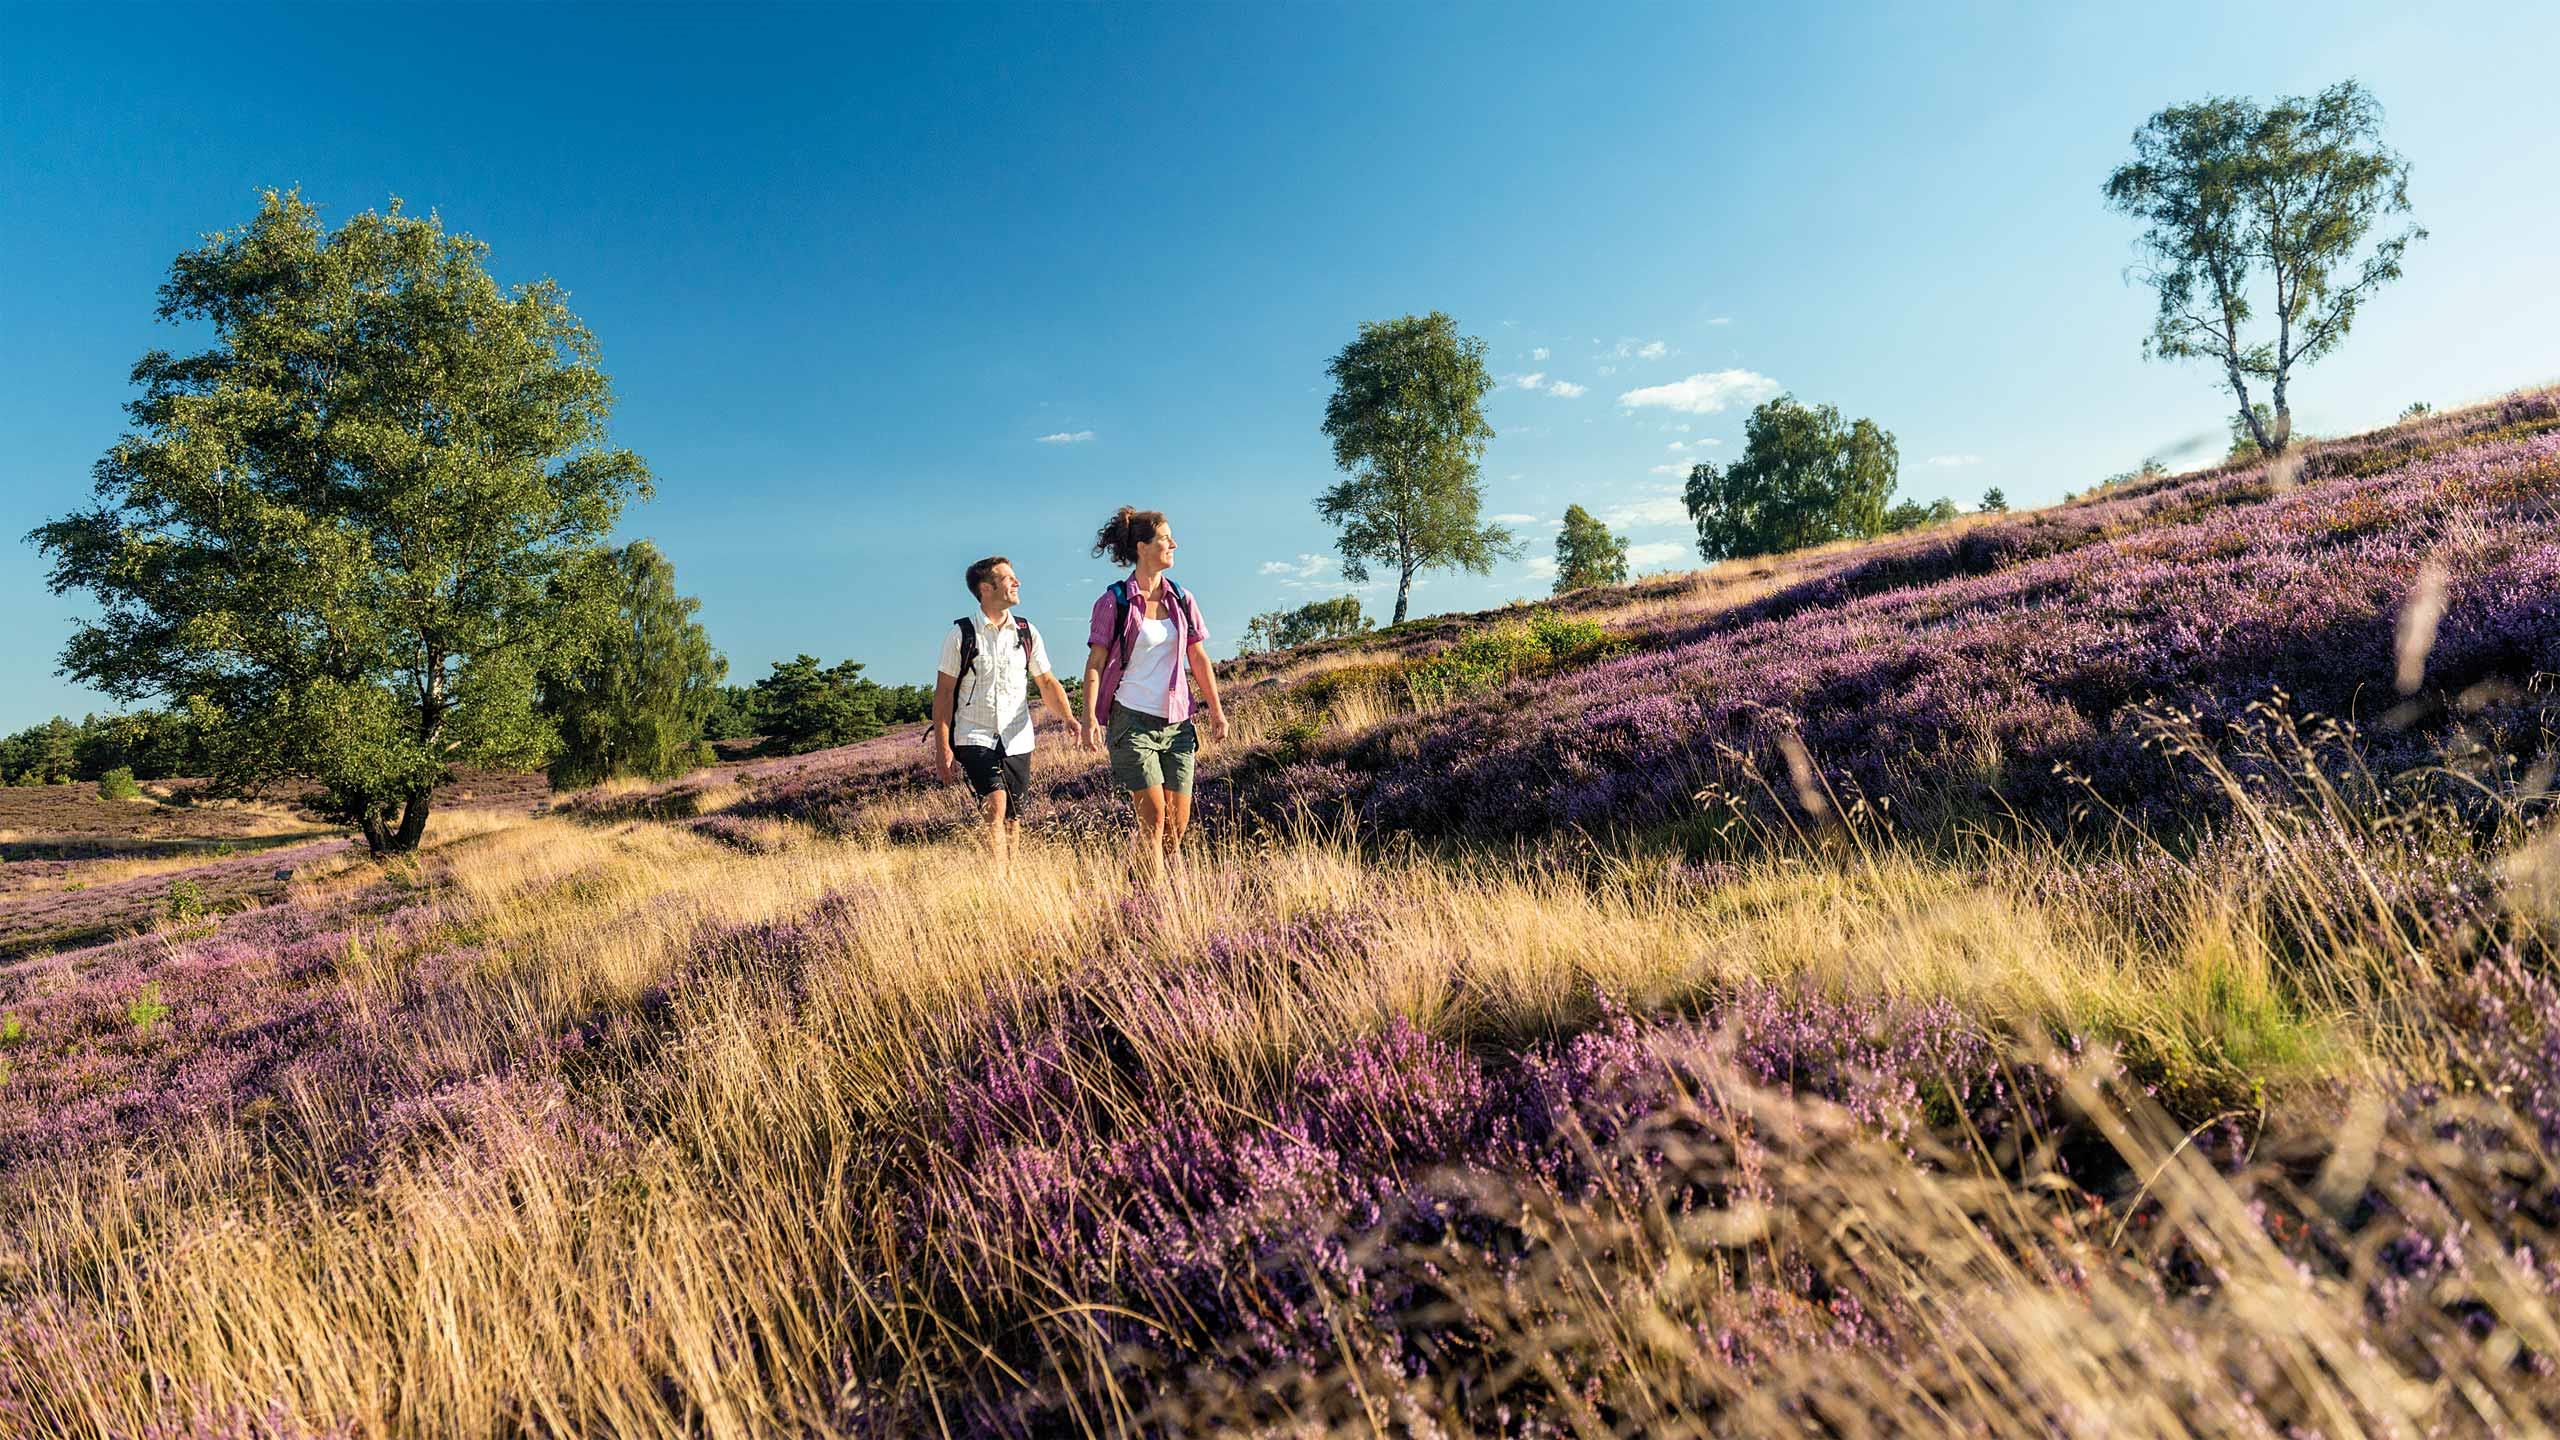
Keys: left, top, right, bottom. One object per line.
{"left": 5, "top": 1, "right": 2556, "bottom": 731}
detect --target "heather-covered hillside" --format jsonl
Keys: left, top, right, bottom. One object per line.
{"left": 733, "top": 389, "right": 2560, "bottom": 852}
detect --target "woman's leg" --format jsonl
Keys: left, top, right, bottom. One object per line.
{"left": 1129, "top": 785, "right": 1170, "bottom": 889}
{"left": 1161, "top": 787, "right": 1195, "bottom": 892}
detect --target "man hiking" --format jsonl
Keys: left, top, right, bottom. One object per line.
{"left": 932, "top": 556, "right": 1084, "bottom": 863}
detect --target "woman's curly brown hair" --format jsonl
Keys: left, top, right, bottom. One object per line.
{"left": 1091, "top": 506, "right": 1168, "bottom": 568}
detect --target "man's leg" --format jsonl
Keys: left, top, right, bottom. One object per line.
{"left": 981, "top": 786, "right": 1010, "bottom": 865}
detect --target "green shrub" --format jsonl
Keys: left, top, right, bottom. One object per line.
{"left": 1528, "top": 613, "right": 1614, "bottom": 666}
{"left": 164, "top": 878, "right": 206, "bottom": 923}
{"left": 97, "top": 766, "right": 141, "bottom": 801}
{"left": 1406, "top": 624, "right": 1554, "bottom": 705}
{"left": 1404, "top": 616, "right": 1622, "bottom": 707}
{"left": 0, "top": 1015, "right": 23, "bottom": 1047}
{"left": 1271, "top": 714, "right": 1322, "bottom": 765}
{"left": 126, "top": 983, "right": 170, "bottom": 1032}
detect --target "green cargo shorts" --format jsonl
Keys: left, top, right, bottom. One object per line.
{"left": 1106, "top": 706, "right": 1198, "bottom": 795}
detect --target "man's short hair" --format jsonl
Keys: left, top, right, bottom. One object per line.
{"left": 964, "top": 555, "right": 1011, "bottom": 601}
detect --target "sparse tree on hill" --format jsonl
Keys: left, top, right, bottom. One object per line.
{"left": 29, "top": 190, "right": 650, "bottom": 854}
{"left": 1883, "top": 496, "right": 1962, "bottom": 533}
{"left": 2104, "top": 79, "right": 2423, "bottom": 457}
{"left": 2401, "top": 401, "right": 2432, "bottom": 421}
{"left": 1239, "top": 596, "right": 1373, "bottom": 654}
{"left": 1979, "top": 487, "right": 2009, "bottom": 513}
{"left": 1683, "top": 396, "right": 1899, "bottom": 561}
{"left": 1318, "top": 312, "right": 1522, "bottom": 625}
{"left": 1553, "top": 504, "right": 1629, "bottom": 593}
{"left": 539, "top": 541, "right": 727, "bottom": 788}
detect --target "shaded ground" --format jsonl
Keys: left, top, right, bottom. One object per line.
{"left": 0, "top": 768, "right": 554, "bottom": 961}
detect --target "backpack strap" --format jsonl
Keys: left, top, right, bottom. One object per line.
{"left": 1014, "top": 618, "right": 1036, "bottom": 685}
{"left": 952, "top": 617, "right": 979, "bottom": 698}
{"left": 1162, "top": 576, "right": 1189, "bottom": 647}
{"left": 1107, "top": 580, "right": 1135, "bottom": 672}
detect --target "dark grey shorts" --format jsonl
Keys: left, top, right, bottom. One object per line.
{"left": 952, "top": 744, "right": 1030, "bottom": 808}
{"left": 1106, "top": 707, "right": 1197, "bottom": 795}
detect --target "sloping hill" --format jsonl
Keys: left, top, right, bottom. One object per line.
{"left": 733, "top": 388, "right": 2560, "bottom": 849}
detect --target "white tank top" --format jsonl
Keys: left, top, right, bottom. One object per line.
{"left": 1113, "top": 615, "right": 1180, "bottom": 716}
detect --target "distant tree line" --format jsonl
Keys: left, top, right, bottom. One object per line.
{"left": 700, "top": 656, "right": 931, "bottom": 756}
{"left": 1239, "top": 596, "right": 1375, "bottom": 654}
{"left": 0, "top": 710, "right": 207, "bottom": 788}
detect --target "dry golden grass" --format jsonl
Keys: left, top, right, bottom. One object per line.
{"left": 14, "top": 786, "right": 2535, "bottom": 1437}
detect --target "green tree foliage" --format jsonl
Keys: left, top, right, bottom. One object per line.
{"left": 1882, "top": 497, "right": 1963, "bottom": 533}
{"left": 96, "top": 767, "right": 141, "bottom": 802}
{"left": 873, "top": 683, "right": 932, "bottom": 727}
{"left": 30, "top": 190, "right": 649, "bottom": 854}
{"left": 1317, "top": 312, "right": 1522, "bottom": 625}
{"left": 2400, "top": 400, "right": 2432, "bottom": 421}
{"left": 538, "top": 541, "right": 727, "bottom": 788}
{"left": 699, "top": 685, "right": 760, "bottom": 742}
{"left": 1979, "top": 487, "right": 2009, "bottom": 513}
{"left": 1553, "top": 504, "right": 1629, "bottom": 593}
{"left": 2104, "top": 79, "right": 2423, "bottom": 456}
{"left": 751, "top": 655, "right": 883, "bottom": 753}
{"left": 1682, "top": 396, "right": 1900, "bottom": 562}
{"left": 1239, "top": 596, "right": 1374, "bottom": 654}
{"left": 0, "top": 718, "right": 82, "bottom": 787}
{"left": 0, "top": 710, "right": 206, "bottom": 786}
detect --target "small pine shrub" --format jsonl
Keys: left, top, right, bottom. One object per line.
{"left": 0, "top": 1015, "right": 22, "bottom": 1047}
{"left": 125, "top": 983, "right": 170, "bottom": 1033}
{"left": 164, "top": 878, "right": 206, "bottom": 923}
{"left": 96, "top": 766, "right": 141, "bottom": 801}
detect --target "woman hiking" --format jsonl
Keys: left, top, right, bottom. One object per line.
{"left": 1080, "top": 506, "right": 1229, "bottom": 889}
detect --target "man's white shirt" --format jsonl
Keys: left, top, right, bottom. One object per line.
{"left": 937, "top": 612, "right": 1053, "bottom": 753}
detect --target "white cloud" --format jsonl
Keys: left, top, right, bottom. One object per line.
{"left": 1658, "top": 422, "right": 1691, "bottom": 433}
{"left": 1491, "top": 512, "right": 1538, "bottom": 524}
{"left": 1514, "top": 372, "right": 1547, "bottom": 390}
{"left": 1636, "top": 340, "right": 1668, "bottom": 360}
{"left": 1617, "top": 369, "right": 1781, "bottom": 415}
{"left": 1595, "top": 364, "right": 1616, "bottom": 376}
{"left": 1626, "top": 541, "right": 1690, "bottom": 571}
{"left": 1525, "top": 555, "right": 1559, "bottom": 580}
{"left": 1607, "top": 493, "right": 1691, "bottom": 528}
{"left": 1707, "top": 316, "right": 1732, "bottom": 326}
{"left": 1546, "top": 379, "right": 1587, "bottom": 399}
{"left": 1261, "top": 552, "right": 1385, "bottom": 593}
{"left": 1531, "top": 346, "right": 1549, "bottom": 361}
{"left": 1036, "top": 430, "right": 1096, "bottom": 444}
{"left": 1926, "top": 453, "right": 1984, "bottom": 468}
{"left": 1665, "top": 441, "right": 1689, "bottom": 451}
{"left": 1649, "top": 463, "right": 1689, "bottom": 476}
